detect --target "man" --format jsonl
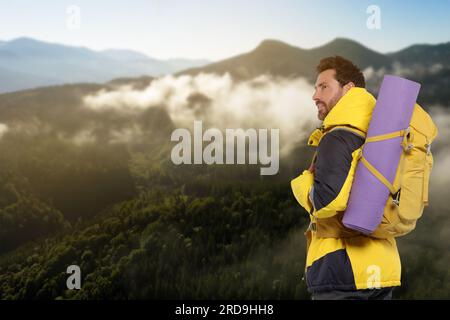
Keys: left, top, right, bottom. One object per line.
{"left": 291, "top": 56, "right": 401, "bottom": 300}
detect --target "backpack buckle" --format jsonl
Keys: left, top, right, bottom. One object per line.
{"left": 392, "top": 189, "right": 401, "bottom": 206}
{"left": 308, "top": 219, "right": 317, "bottom": 232}
{"left": 401, "top": 127, "right": 414, "bottom": 152}
{"left": 425, "top": 143, "right": 431, "bottom": 155}
{"left": 356, "top": 148, "right": 363, "bottom": 160}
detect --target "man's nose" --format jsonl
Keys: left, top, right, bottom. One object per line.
{"left": 312, "top": 90, "right": 319, "bottom": 101}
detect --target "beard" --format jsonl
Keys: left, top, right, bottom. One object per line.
{"left": 316, "top": 90, "right": 343, "bottom": 121}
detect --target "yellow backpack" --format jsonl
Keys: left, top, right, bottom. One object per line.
{"left": 310, "top": 104, "right": 438, "bottom": 239}
{"left": 369, "top": 104, "right": 438, "bottom": 238}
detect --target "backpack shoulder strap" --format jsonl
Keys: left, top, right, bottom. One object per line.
{"left": 357, "top": 126, "right": 412, "bottom": 199}
{"left": 325, "top": 125, "right": 366, "bottom": 139}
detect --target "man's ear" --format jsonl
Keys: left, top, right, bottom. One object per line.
{"left": 343, "top": 82, "right": 355, "bottom": 93}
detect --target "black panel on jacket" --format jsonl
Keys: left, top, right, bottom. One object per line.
{"left": 311, "top": 129, "right": 364, "bottom": 211}
{"left": 306, "top": 248, "right": 357, "bottom": 293}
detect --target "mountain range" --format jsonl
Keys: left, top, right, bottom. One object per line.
{"left": 181, "top": 37, "right": 450, "bottom": 78}
{"left": 0, "top": 37, "right": 449, "bottom": 106}
{"left": 0, "top": 37, "right": 210, "bottom": 93}
{"left": 179, "top": 38, "right": 450, "bottom": 106}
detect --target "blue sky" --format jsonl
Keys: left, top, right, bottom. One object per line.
{"left": 1, "top": 0, "right": 449, "bottom": 60}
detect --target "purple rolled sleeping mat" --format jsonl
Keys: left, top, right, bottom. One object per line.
{"left": 342, "top": 75, "right": 420, "bottom": 234}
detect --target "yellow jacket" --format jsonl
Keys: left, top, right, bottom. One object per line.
{"left": 291, "top": 88, "right": 401, "bottom": 293}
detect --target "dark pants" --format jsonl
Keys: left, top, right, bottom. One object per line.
{"left": 311, "top": 287, "right": 394, "bottom": 300}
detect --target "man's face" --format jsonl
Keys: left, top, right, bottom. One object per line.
{"left": 312, "top": 69, "right": 345, "bottom": 121}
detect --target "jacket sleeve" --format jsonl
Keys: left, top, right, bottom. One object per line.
{"left": 291, "top": 169, "right": 314, "bottom": 214}
{"left": 310, "top": 129, "right": 364, "bottom": 218}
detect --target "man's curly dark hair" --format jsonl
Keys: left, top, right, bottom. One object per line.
{"left": 317, "top": 56, "right": 366, "bottom": 88}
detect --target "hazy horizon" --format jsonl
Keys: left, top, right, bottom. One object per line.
{"left": 1, "top": 0, "right": 449, "bottom": 61}
{"left": 2, "top": 35, "right": 449, "bottom": 64}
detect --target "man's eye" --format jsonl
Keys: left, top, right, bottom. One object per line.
{"left": 322, "top": 85, "right": 327, "bottom": 89}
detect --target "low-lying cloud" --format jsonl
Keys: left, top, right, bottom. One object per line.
{"left": 0, "top": 123, "right": 8, "bottom": 139}
{"left": 83, "top": 73, "right": 319, "bottom": 155}
{"left": 364, "top": 63, "right": 445, "bottom": 83}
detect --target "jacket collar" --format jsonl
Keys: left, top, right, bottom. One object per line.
{"left": 307, "top": 88, "right": 376, "bottom": 147}
{"left": 322, "top": 87, "right": 376, "bottom": 133}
